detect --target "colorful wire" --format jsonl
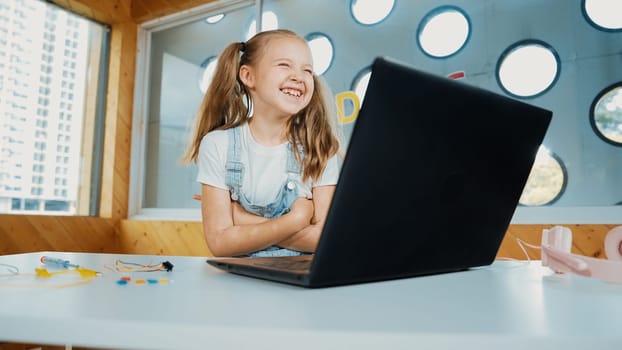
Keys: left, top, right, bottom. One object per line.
{"left": 111, "top": 260, "right": 174, "bottom": 272}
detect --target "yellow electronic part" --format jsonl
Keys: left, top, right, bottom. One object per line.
{"left": 76, "top": 267, "right": 100, "bottom": 278}
{"left": 35, "top": 268, "right": 52, "bottom": 278}
{"left": 35, "top": 267, "right": 100, "bottom": 279}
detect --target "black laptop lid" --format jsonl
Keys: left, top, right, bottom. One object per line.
{"left": 308, "top": 57, "right": 552, "bottom": 287}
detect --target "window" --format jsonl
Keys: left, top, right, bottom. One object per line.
{"left": 496, "top": 40, "right": 560, "bottom": 98}
{"left": 519, "top": 146, "right": 566, "bottom": 206}
{"left": 45, "top": 199, "right": 69, "bottom": 211}
{"left": 132, "top": 1, "right": 256, "bottom": 218}
{"left": 305, "top": 32, "right": 334, "bottom": 76}
{"left": 197, "top": 56, "right": 218, "bottom": 94}
{"left": 245, "top": 10, "right": 278, "bottom": 40}
{"left": 582, "top": 0, "right": 622, "bottom": 31}
{"left": 0, "top": 0, "right": 109, "bottom": 216}
{"left": 132, "top": 0, "right": 622, "bottom": 223}
{"left": 351, "top": 67, "right": 371, "bottom": 104}
{"left": 590, "top": 83, "right": 622, "bottom": 145}
{"left": 350, "top": 0, "right": 394, "bottom": 25}
{"left": 417, "top": 6, "right": 470, "bottom": 58}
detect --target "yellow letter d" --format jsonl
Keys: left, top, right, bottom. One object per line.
{"left": 335, "top": 91, "right": 360, "bottom": 125}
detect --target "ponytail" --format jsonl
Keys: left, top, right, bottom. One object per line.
{"left": 182, "top": 41, "right": 250, "bottom": 164}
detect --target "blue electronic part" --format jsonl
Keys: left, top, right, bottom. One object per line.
{"left": 40, "top": 256, "right": 79, "bottom": 269}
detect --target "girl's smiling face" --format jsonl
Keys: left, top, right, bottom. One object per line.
{"left": 240, "top": 36, "right": 315, "bottom": 120}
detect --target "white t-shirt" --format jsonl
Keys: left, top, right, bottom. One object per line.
{"left": 196, "top": 123, "right": 341, "bottom": 206}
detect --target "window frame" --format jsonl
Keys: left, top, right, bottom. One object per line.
{"left": 129, "top": 0, "right": 257, "bottom": 221}
{"left": 0, "top": 0, "right": 110, "bottom": 217}
{"left": 127, "top": 0, "right": 622, "bottom": 225}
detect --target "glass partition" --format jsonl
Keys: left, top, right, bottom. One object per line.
{"left": 132, "top": 0, "right": 622, "bottom": 223}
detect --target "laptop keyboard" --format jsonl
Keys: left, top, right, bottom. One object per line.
{"left": 252, "top": 256, "right": 312, "bottom": 271}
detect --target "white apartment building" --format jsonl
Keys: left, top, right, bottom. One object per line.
{"left": 0, "top": 0, "right": 88, "bottom": 214}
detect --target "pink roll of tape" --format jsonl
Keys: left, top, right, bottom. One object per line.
{"left": 604, "top": 226, "right": 622, "bottom": 261}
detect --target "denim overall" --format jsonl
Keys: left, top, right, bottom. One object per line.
{"left": 226, "top": 127, "right": 305, "bottom": 257}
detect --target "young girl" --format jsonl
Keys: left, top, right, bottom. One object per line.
{"left": 183, "top": 29, "right": 342, "bottom": 257}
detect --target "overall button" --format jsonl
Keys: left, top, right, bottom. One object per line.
{"left": 231, "top": 193, "right": 239, "bottom": 200}
{"left": 286, "top": 181, "right": 296, "bottom": 190}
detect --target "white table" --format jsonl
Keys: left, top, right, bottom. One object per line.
{"left": 1, "top": 251, "right": 621, "bottom": 349}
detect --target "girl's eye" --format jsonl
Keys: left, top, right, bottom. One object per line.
{"left": 304, "top": 69, "right": 313, "bottom": 74}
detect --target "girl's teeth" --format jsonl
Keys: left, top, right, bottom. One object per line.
{"left": 282, "top": 88, "right": 301, "bottom": 97}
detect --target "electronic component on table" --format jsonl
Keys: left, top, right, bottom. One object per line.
{"left": 40, "top": 256, "right": 79, "bottom": 269}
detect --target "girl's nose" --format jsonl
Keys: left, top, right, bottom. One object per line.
{"left": 289, "top": 70, "right": 305, "bottom": 82}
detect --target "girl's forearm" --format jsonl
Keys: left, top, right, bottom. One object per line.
{"left": 232, "top": 204, "right": 268, "bottom": 226}
{"left": 276, "top": 223, "right": 322, "bottom": 252}
{"left": 278, "top": 186, "right": 335, "bottom": 252}
{"left": 209, "top": 203, "right": 312, "bottom": 256}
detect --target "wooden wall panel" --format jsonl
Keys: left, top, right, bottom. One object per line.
{"left": 118, "top": 221, "right": 621, "bottom": 260}
{"left": 131, "top": 0, "right": 217, "bottom": 23}
{"left": 119, "top": 220, "right": 211, "bottom": 256}
{"left": 0, "top": 215, "right": 118, "bottom": 254}
{"left": 51, "top": 0, "right": 131, "bottom": 24}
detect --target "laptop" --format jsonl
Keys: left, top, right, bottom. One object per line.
{"left": 206, "top": 56, "right": 552, "bottom": 288}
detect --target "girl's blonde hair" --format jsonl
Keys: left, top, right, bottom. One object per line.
{"left": 182, "top": 29, "right": 341, "bottom": 182}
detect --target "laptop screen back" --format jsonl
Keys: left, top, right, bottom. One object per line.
{"left": 307, "top": 57, "right": 552, "bottom": 287}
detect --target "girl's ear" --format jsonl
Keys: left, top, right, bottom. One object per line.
{"left": 239, "top": 64, "right": 254, "bottom": 88}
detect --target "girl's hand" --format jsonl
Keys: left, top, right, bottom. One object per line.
{"left": 277, "top": 185, "right": 336, "bottom": 252}
{"left": 287, "top": 197, "right": 314, "bottom": 231}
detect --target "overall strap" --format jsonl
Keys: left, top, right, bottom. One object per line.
{"left": 286, "top": 142, "right": 303, "bottom": 175}
{"left": 284, "top": 142, "right": 303, "bottom": 191}
{"left": 225, "top": 127, "right": 244, "bottom": 200}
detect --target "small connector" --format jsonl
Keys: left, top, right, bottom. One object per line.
{"left": 162, "top": 261, "right": 174, "bottom": 272}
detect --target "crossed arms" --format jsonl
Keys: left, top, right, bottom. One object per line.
{"left": 200, "top": 184, "right": 335, "bottom": 257}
